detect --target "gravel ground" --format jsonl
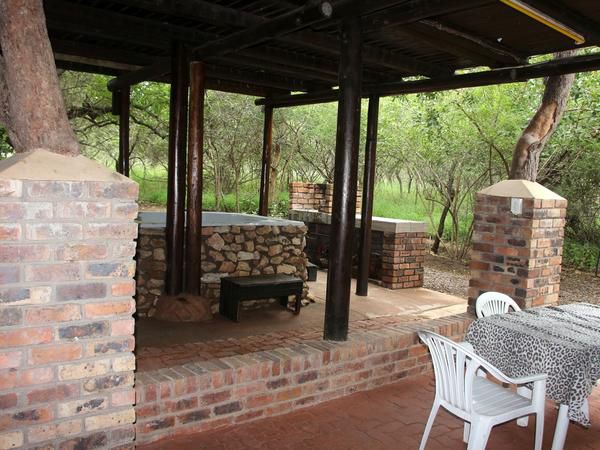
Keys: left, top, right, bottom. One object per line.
{"left": 423, "top": 254, "right": 600, "bottom": 306}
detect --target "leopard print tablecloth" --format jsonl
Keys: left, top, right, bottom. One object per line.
{"left": 466, "top": 303, "right": 600, "bottom": 426}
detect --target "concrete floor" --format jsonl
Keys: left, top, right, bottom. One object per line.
{"left": 136, "top": 271, "right": 466, "bottom": 349}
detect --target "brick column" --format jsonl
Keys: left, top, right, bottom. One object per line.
{"left": 0, "top": 150, "right": 138, "bottom": 449}
{"left": 288, "top": 182, "right": 362, "bottom": 214}
{"left": 469, "top": 180, "right": 567, "bottom": 311}
{"left": 380, "top": 223, "right": 427, "bottom": 289}
{"left": 288, "top": 182, "right": 315, "bottom": 211}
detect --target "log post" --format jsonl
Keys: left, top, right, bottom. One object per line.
{"left": 259, "top": 105, "right": 273, "bottom": 216}
{"left": 356, "top": 94, "right": 379, "bottom": 296}
{"left": 117, "top": 86, "right": 130, "bottom": 177}
{"left": 165, "top": 42, "right": 189, "bottom": 296}
{"left": 185, "top": 62, "right": 205, "bottom": 294}
{"left": 324, "top": 17, "right": 362, "bottom": 341}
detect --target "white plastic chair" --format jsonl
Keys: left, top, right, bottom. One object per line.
{"left": 418, "top": 330, "right": 547, "bottom": 450}
{"left": 475, "top": 291, "right": 521, "bottom": 318}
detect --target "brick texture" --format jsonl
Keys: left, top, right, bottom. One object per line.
{"left": 0, "top": 156, "right": 138, "bottom": 449}
{"left": 469, "top": 193, "right": 567, "bottom": 310}
{"left": 134, "top": 314, "right": 472, "bottom": 445}
{"left": 288, "top": 182, "right": 362, "bottom": 215}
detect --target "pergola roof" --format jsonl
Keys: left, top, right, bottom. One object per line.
{"left": 47, "top": 0, "right": 600, "bottom": 99}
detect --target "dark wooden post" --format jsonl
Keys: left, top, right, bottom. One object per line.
{"left": 185, "top": 61, "right": 205, "bottom": 295}
{"left": 356, "top": 94, "right": 379, "bottom": 296}
{"left": 324, "top": 17, "right": 362, "bottom": 341}
{"left": 165, "top": 42, "right": 189, "bottom": 296}
{"left": 117, "top": 87, "right": 130, "bottom": 177}
{"left": 259, "top": 105, "right": 274, "bottom": 216}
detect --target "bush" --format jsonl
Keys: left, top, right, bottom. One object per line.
{"left": 563, "top": 239, "right": 600, "bottom": 272}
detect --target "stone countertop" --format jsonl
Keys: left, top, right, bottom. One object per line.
{"left": 138, "top": 211, "right": 305, "bottom": 228}
{"left": 289, "top": 209, "right": 427, "bottom": 233}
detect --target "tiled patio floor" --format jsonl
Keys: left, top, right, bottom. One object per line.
{"left": 140, "top": 373, "right": 600, "bottom": 450}
{"left": 136, "top": 273, "right": 466, "bottom": 371}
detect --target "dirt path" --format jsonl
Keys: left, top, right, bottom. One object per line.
{"left": 423, "top": 254, "right": 600, "bottom": 305}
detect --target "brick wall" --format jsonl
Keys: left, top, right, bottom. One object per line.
{"left": 380, "top": 231, "right": 427, "bottom": 289}
{"left": 290, "top": 210, "right": 427, "bottom": 289}
{"left": 289, "top": 182, "right": 361, "bottom": 214}
{"left": 0, "top": 150, "right": 137, "bottom": 449}
{"left": 469, "top": 181, "right": 567, "bottom": 310}
{"left": 135, "top": 313, "right": 472, "bottom": 445}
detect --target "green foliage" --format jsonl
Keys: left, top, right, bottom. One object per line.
{"left": 563, "top": 239, "right": 600, "bottom": 272}
{"left": 0, "top": 128, "right": 14, "bottom": 160}
{"left": 58, "top": 68, "right": 600, "bottom": 271}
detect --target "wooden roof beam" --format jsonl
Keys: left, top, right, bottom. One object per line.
{"left": 418, "top": 20, "right": 527, "bottom": 65}
{"left": 361, "top": 0, "right": 495, "bottom": 33}
{"left": 256, "top": 52, "right": 600, "bottom": 107}
{"left": 285, "top": 29, "right": 451, "bottom": 77}
{"left": 504, "top": 0, "right": 600, "bottom": 44}
{"left": 108, "top": 0, "right": 337, "bottom": 91}
{"left": 47, "top": 2, "right": 345, "bottom": 87}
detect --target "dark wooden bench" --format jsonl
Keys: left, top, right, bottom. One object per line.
{"left": 219, "top": 274, "right": 303, "bottom": 322}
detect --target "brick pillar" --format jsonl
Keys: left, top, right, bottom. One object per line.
{"left": 289, "top": 182, "right": 315, "bottom": 211}
{"left": 469, "top": 180, "right": 567, "bottom": 311}
{"left": 0, "top": 150, "right": 138, "bottom": 449}
{"left": 380, "top": 223, "right": 427, "bottom": 289}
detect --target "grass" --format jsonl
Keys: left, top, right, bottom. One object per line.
{"left": 131, "top": 167, "right": 597, "bottom": 271}
{"left": 132, "top": 168, "right": 450, "bottom": 234}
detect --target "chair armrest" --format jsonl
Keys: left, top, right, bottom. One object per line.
{"left": 508, "top": 373, "right": 548, "bottom": 385}
{"left": 471, "top": 354, "right": 547, "bottom": 386}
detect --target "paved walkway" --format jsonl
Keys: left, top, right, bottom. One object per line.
{"left": 140, "top": 374, "right": 600, "bottom": 450}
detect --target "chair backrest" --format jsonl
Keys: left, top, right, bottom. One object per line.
{"left": 475, "top": 291, "right": 521, "bottom": 318}
{"left": 418, "top": 330, "right": 478, "bottom": 417}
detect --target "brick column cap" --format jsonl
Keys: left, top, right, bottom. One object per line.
{"left": 478, "top": 180, "right": 565, "bottom": 200}
{"left": 0, "top": 148, "right": 134, "bottom": 184}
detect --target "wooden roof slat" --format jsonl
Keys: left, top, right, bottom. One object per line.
{"left": 256, "top": 52, "right": 600, "bottom": 107}
{"left": 418, "top": 20, "right": 527, "bottom": 65}
{"left": 43, "top": 0, "right": 600, "bottom": 96}
{"left": 361, "top": 0, "right": 495, "bottom": 34}
{"left": 503, "top": 0, "right": 600, "bottom": 44}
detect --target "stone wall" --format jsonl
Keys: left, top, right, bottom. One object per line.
{"left": 469, "top": 180, "right": 567, "bottom": 310}
{"left": 289, "top": 210, "right": 427, "bottom": 289}
{"left": 135, "top": 313, "right": 472, "bottom": 445}
{"left": 0, "top": 150, "right": 137, "bottom": 450}
{"left": 136, "top": 223, "right": 308, "bottom": 317}
{"left": 289, "top": 182, "right": 361, "bottom": 215}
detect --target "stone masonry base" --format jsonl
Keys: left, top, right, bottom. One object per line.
{"left": 135, "top": 313, "right": 472, "bottom": 445}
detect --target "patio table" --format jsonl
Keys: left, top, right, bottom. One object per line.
{"left": 465, "top": 303, "right": 600, "bottom": 450}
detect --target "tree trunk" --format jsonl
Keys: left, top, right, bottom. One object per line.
{"left": 0, "top": 0, "right": 79, "bottom": 155}
{"left": 509, "top": 50, "right": 576, "bottom": 181}
{"left": 268, "top": 143, "right": 281, "bottom": 203}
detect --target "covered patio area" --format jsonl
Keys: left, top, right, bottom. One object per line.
{"left": 1, "top": 0, "right": 600, "bottom": 449}
{"left": 136, "top": 271, "right": 466, "bottom": 370}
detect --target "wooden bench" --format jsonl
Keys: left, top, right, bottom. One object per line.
{"left": 219, "top": 274, "right": 303, "bottom": 322}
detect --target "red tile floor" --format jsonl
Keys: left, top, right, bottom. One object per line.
{"left": 136, "top": 314, "right": 421, "bottom": 371}
{"left": 140, "top": 374, "right": 600, "bottom": 450}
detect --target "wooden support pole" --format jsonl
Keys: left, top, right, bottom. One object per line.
{"left": 356, "top": 94, "right": 379, "bottom": 297}
{"left": 324, "top": 17, "right": 362, "bottom": 341}
{"left": 185, "top": 61, "right": 205, "bottom": 294}
{"left": 117, "top": 86, "right": 130, "bottom": 177}
{"left": 165, "top": 42, "right": 189, "bottom": 296}
{"left": 259, "top": 105, "right": 273, "bottom": 216}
